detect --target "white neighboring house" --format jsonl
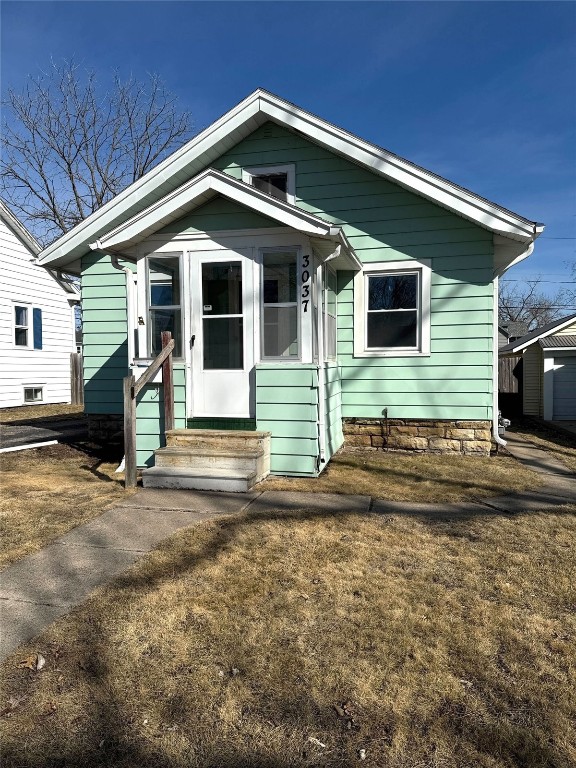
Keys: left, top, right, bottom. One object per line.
{"left": 0, "top": 200, "right": 79, "bottom": 408}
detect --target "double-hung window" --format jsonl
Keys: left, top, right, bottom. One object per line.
{"left": 147, "top": 253, "right": 182, "bottom": 357}
{"left": 354, "top": 260, "right": 431, "bottom": 357}
{"left": 14, "top": 304, "right": 43, "bottom": 349}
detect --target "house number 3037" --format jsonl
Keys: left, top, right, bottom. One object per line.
{"left": 301, "top": 254, "right": 311, "bottom": 312}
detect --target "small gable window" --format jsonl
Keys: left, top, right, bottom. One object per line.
{"left": 242, "top": 164, "right": 295, "bottom": 204}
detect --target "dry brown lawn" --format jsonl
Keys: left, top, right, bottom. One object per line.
{"left": 258, "top": 449, "right": 543, "bottom": 502}
{"left": 0, "top": 444, "right": 131, "bottom": 569}
{"left": 0, "top": 403, "right": 84, "bottom": 423}
{"left": 1, "top": 504, "right": 575, "bottom": 767}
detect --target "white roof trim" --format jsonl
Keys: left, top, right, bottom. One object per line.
{"left": 37, "top": 88, "right": 544, "bottom": 269}
{"left": 0, "top": 200, "right": 41, "bottom": 256}
{"left": 91, "top": 169, "right": 343, "bottom": 252}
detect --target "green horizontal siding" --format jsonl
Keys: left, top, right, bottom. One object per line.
{"left": 324, "top": 363, "right": 343, "bottom": 462}
{"left": 158, "top": 196, "right": 278, "bottom": 234}
{"left": 255, "top": 365, "right": 319, "bottom": 476}
{"left": 82, "top": 252, "right": 132, "bottom": 415}
{"left": 135, "top": 367, "right": 186, "bottom": 467}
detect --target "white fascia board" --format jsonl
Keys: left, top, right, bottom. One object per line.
{"left": 258, "top": 92, "right": 541, "bottom": 242}
{"left": 37, "top": 93, "right": 264, "bottom": 266}
{"left": 93, "top": 169, "right": 335, "bottom": 252}
{"left": 0, "top": 200, "right": 41, "bottom": 255}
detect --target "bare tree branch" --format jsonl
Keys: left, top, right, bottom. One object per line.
{"left": 499, "top": 277, "right": 571, "bottom": 330}
{"left": 1, "top": 60, "right": 192, "bottom": 246}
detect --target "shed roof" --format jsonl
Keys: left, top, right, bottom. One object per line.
{"left": 539, "top": 335, "right": 576, "bottom": 349}
{"left": 499, "top": 313, "right": 576, "bottom": 355}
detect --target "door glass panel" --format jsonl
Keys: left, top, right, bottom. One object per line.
{"left": 202, "top": 263, "right": 242, "bottom": 314}
{"left": 203, "top": 318, "right": 244, "bottom": 369}
{"left": 201, "top": 261, "right": 244, "bottom": 370}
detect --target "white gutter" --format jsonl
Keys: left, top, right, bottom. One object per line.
{"left": 316, "top": 246, "right": 341, "bottom": 469}
{"left": 111, "top": 256, "right": 136, "bottom": 369}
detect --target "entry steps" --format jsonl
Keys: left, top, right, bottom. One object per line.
{"left": 142, "top": 429, "right": 271, "bottom": 492}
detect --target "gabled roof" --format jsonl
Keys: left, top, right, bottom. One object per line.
{"left": 92, "top": 169, "right": 361, "bottom": 271}
{"left": 36, "top": 89, "right": 544, "bottom": 271}
{"left": 499, "top": 313, "right": 576, "bottom": 355}
{"left": 0, "top": 199, "right": 41, "bottom": 256}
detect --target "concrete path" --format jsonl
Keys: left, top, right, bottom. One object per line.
{"left": 1, "top": 434, "right": 574, "bottom": 660}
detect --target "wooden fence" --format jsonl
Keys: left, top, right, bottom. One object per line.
{"left": 70, "top": 352, "right": 84, "bottom": 405}
{"left": 498, "top": 356, "right": 523, "bottom": 394}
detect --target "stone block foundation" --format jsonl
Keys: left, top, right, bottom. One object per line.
{"left": 87, "top": 413, "right": 124, "bottom": 446}
{"left": 343, "top": 418, "right": 492, "bottom": 456}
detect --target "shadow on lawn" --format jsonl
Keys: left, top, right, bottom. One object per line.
{"left": 3, "top": 502, "right": 574, "bottom": 768}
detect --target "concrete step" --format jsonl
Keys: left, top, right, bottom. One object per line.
{"left": 142, "top": 466, "right": 257, "bottom": 493}
{"left": 154, "top": 445, "right": 266, "bottom": 474}
{"left": 166, "top": 428, "right": 270, "bottom": 452}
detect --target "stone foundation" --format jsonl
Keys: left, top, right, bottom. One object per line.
{"left": 87, "top": 413, "right": 124, "bottom": 445}
{"left": 343, "top": 418, "right": 492, "bottom": 456}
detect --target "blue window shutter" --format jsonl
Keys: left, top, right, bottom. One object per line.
{"left": 33, "top": 308, "right": 43, "bottom": 350}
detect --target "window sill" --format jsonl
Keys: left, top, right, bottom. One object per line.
{"left": 353, "top": 349, "right": 431, "bottom": 358}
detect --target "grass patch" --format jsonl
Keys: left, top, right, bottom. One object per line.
{"left": 1, "top": 505, "right": 575, "bottom": 767}
{"left": 258, "top": 450, "right": 543, "bottom": 502}
{"left": 509, "top": 420, "right": 576, "bottom": 473}
{"left": 0, "top": 403, "right": 84, "bottom": 424}
{"left": 0, "top": 443, "right": 131, "bottom": 569}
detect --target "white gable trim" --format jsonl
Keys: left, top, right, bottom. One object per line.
{"left": 91, "top": 169, "right": 342, "bottom": 251}
{"left": 37, "top": 89, "right": 543, "bottom": 270}
{"left": 499, "top": 314, "right": 576, "bottom": 355}
{"left": 0, "top": 200, "right": 40, "bottom": 256}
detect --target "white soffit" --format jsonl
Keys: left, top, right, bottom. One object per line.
{"left": 91, "top": 169, "right": 342, "bottom": 251}
{"left": 37, "top": 89, "right": 544, "bottom": 269}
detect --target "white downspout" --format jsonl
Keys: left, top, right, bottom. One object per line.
{"left": 316, "top": 260, "right": 326, "bottom": 468}
{"left": 492, "top": 275, "right": 506, "bottom": 448}
{"left": 111, "top": 255, "right": 136, "bottom": 369}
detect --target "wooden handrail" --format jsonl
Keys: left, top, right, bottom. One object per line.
{"left": 132, "top": 339, "right": 174, "bottom": 396}
{"left": 123, "top": 331, "right": 175, "bottom": 489}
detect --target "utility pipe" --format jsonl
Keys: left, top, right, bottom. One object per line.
{"left": 111, "top": 255, "right": 136, "bottom": 368}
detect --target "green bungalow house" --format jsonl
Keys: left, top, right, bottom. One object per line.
{"left": 36, "top": 90, "right": 544, "bottom": 490}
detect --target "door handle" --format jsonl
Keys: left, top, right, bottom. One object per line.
{"left": 190, "top": 334, "right": 196, "bottom": 348}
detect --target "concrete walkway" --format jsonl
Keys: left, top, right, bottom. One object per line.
{"left": 1, "top": 434, "right": 574, "bottom": 660}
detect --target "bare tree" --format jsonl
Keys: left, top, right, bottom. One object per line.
{"left": 499, "top": 277, "right": 570, "bottom": 331}
{"left": 1, "top": 60, "right": 192, "bottom": 246}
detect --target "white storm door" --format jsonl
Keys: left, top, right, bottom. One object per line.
{"left": 190, "top": 249, "right": 255, "bottom": 417}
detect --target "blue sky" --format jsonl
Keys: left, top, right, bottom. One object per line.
{"left": 2, "top": 1, "right": 575, "bottom": 298}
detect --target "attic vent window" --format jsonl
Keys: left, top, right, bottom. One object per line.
{"left": 242, "top": 164, "right": 295, "bottom": 205}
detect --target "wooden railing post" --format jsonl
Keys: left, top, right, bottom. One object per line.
{"left": 161, "top": 331, "right": 175, "bottom": 433}
{"left": 123, "top": 374, "right": 137, "bottom": 489}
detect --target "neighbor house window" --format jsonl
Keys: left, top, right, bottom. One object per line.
{"left": 242, "top": 164, "right": 295, "bottom": 204}
{"left": 147, "top": 253, "right": 182, "bottom": 357}
{"left": 261, "top": 249, "right": 299, "bottom": 359}
{"left": 14, "top": 305, "right": 29, "bottom": 347}
{"left": 14, "top": 305, "right": 43, "bottom": 349}
{"left": 24, "top": 387, "right": 43, "bottom": 402}
{"left": 353, "top": 260, "right": 431, "bottom": 357}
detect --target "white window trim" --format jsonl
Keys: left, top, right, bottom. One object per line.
{"left": 13, "top": 302, "right": 32, "bottom": 349}
{"left": 353, "top": 259, "right": 431, "bottom": 358}
{"left": 324, "top": 265, "right": 337, "bottom": 362}
{"left": 23, "top": 385, "right": 44, "bottom": 403}
{"left": 259, "top": 246, "right": 302, "bottom": 362}
{"left": 142, "top": 251, "right": 184, "bottom": 360}
{"left": 241, "top": 164, "right": 296, "bottom": 204}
